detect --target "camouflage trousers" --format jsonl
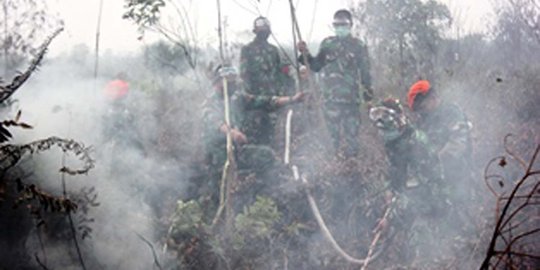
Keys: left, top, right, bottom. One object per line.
{"left": 206, "top": 144, "right": 277, "bottom": 176}
{"left": 201, "top": 143, "right": 279, "bottom": 217}
{"left": 323, "top": 102, "right": 361, "bottom": 158}
{"left": 241, "top": 110, "right": 278, "bottom": 147}
{"left": 236, "top": 144, "right": 277, "bottom": 172}
{"left": 390, "top": 185, "right": 451, "bottom": 265}
{"left": 203, "top": 143, "right": 277, "bottom": 196}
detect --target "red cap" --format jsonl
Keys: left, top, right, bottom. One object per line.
{"left": 407, "top": 80, "right": 430, "bottom": 110}
{"left": 104, "top": 79, "right": 129, "bottom": 100}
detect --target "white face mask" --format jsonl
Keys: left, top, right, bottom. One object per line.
{"left": 334, "top": 25, "right": 351, "bottom": 37}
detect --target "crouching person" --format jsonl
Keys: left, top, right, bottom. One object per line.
{"left": 201, "top": 65, "right": 304, "bottom": 210}
{"left": 369, "top": 98, "right": 450, "bottom": 267}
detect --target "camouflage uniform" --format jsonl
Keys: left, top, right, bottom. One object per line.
{"left": 387, "top": 126, "right": 449, "bottom": 265}
{"left": 384, "top": 127, "right": 444, "bottom": 194}
{"left": 201, "top": 85, "right": 287, "bottom": 214}
{"left": 416, "top": 101, "right": 473, "bottom": 197}
{"left": 370, "top": 101, "right": 448, "bottom": 265}
{"left": 300, "top": 35, "right": 372, "bottom": 157}
{"left": 202, "top": 88, "right": 283, "bottom": 177}
{"left": 240, "top": 39, "right": 293, "bottom": 146}
{"left": 415, "top": 101, "right": 475, "bottom": 252}
{"left": 369, "top": 102, "right": 446, "bottom": 210}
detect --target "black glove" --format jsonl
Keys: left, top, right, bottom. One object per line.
{"left": 363, "top": 88, "right": 374, "bottom": 102}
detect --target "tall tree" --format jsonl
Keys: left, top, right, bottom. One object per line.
{"left": 492, "top": 0, "right": 540, "bottom": 65}
{"left": 352, "top": 0, "right": 452, "bottom": 91}
{"left": 123, "top": 0, "right": 199, "bottom": 69}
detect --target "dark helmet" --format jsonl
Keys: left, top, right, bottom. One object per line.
{"left": 253, "top": 16, "right": 271, "bottom": 33}
{"left": 369, "top": 97, "right": 408, "bottom": 133}
{"left": 333, "top": 9, "right": 353, "bottom": 25}
{"left": 381, "top": 97, "right": 403, "bottom": 114}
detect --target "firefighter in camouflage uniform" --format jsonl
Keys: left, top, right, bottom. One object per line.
{"left": 240, "top": 17, "right": 294, "bottom": 147}
{"left": 369, "top": 98, "right": 444, "bottom": 193}
{"left": 407, "top": 80, "right": 476, "bottom": 256}
{"left": 202, "top": 65, "right": 303, "bottom": 202}
{"left": 298, "top": 9, "right": 373, "bottom": 158}
{"left": 407, "top": 80, "right": 473, "bottom": 201}
{"left": 369, "top": 98, "right": 449, "bottom": 266}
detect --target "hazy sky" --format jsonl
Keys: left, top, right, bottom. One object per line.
{"left": 48, "top": 0, "right": 494, "bottom": 56}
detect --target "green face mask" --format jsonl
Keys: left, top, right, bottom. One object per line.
{"left": 381, "top": 129, "right": 403, "bottom": 142}
{"left": 334, "top": 26, "right": 351, "bottom": 37}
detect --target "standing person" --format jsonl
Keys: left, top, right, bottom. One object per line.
{"left": 102, "top": 72, "right": 146, "bottom": 179}
{"left": 240, "top": 16, "right": 294, "bottom": 147}
{"left": 297, "top": 9, "right": 374, "bottom": 158}
{"left": 102, "top": 72, "right": 137, "bottom": 147}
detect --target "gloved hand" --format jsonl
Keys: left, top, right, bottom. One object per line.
{"left": 363, "top": 88, "right": 374, "bottom": 102}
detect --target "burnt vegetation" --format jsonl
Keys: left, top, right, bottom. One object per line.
{"left": 0, "top": 0, "right": 539, "bottom": 269}
{"left": 0, "top": 28, "right": 98, "bottom": 269}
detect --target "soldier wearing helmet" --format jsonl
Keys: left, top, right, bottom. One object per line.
{"left": 369, "top": 98, "right": 444, "bottom": 192}
{"left": 369, "top": 97, "right": 450, "bottom": 266}
{"left": 239, "top": 17, "right": 294, "bottom": 148}
{"left": 407, "top": 80, "right": 476, "bottom": 241}
{"left": 407, "top": 80, "right": 472, "bottom": 163}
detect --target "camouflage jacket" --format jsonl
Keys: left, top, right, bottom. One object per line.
{"left": 240, "top": 39, "right": 293, "bottom": 96}
{"left": 384, "top": 125, "right": 444, "bottom": 193}
{"left": 384, "top": 125, "right": 450, "bottom": 219}
{"left": 416, "top": 102, "right": 472, "bottom": 162}
{"left": 202, "top": 89, "right": 280, "bottom": 151}
{"left": 300, "top": 35, "right": 372, "bottom": 104}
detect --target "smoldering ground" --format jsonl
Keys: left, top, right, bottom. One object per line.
{"left": 0, "top": 43, "right": 531, "bottom": 270}
{"left": 1, "top": 1, "right": 539, "bottom": 268}
{"left": 0, "top": 46, "right": 203, "bottom": 269}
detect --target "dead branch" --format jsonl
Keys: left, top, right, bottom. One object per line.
{"left": 0, "top": 28, "right": 63, "bottom": 103}
{"left": 13, "top": 178, "right": 78, "bottom": 214}
{"left": 136, "top": 232, "right": 164, "bottom": 270}
{"left": 504, "top": 134, "right": 528, "bottom": 170}
{"left": 34, "top": 253, "right": 50, "bottom": 270}
{"left": 0, "top": 110, "right": 33, "bottom": 143}
{"left": 483, "top": 156, "right": 507, "bottom": 197}
{"left": 500, "top": 181, "right": 540, "bottom": 230}
{"left": 495, "top": 251, "right": 540, "bottom": 260}
{"left": 479, "top": 143, "right": 540, "bottom": 269}
{"left": 0, "top": 136, "right": 94, "bottom": 175}
{"left": 60, "top": 151, "right": 86, "bottom": 270}
{"left": 361, "top": 197, "right": 394, "bottom": 270}
{"left": 211, "top": 76, "right": 237, "bottom": 230}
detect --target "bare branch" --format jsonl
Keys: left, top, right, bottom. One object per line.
{"left": 0, "top": 136, "right": 94, "bottom": 175}
{"left": 480, "top": 143, "right": 540, "bottom": 269}
{"left": 504, "top": 134, "right": 528, "bottom": 170}
{"left": 0, "top": 27, "right": 63, "bottom": 103}
{"left": 136, "top": 232, "right": 164, "bottom": 270}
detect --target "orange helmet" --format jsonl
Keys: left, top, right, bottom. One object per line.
{"left": 104, "top": 79, "right": 129, "bottom": 100}
{"left": 407, "top": 80, "right": 430, "bottom": 111}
